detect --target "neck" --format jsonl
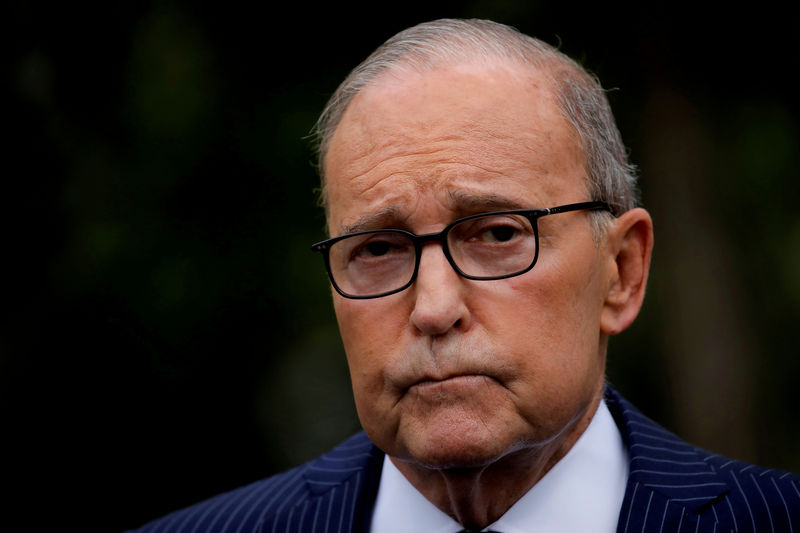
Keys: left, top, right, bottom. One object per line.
{"left": 390, "top": 393, "right": 602, "bottom": 529}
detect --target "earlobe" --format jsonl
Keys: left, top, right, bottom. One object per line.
{"left": 600, "top": 208, "right": 654, "bottom": 335}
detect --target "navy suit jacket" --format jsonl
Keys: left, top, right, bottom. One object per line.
{"left": 130, "top": 387, "right": 800, "bottom": 532}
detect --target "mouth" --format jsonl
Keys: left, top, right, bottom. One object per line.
{"left": 406, "top": 374, "right": 498, "bottom": 393}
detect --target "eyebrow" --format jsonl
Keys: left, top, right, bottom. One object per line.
{"left": 339, "top": 206, "right": 406, "bottom": 234}
{"left": 447, "top": 190, "right": 529, "bottom": 214}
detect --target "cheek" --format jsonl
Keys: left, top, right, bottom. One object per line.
{"left": 510, "top": 244, "right": 605, "bottom": 327}
{"left": 335, "top": 297, "right": 402, "bottom": 355}
{"left": 334, "top": 299, "right": 374, "bottom": 381}
{"left": 502, "top": 273, "right": 576, "bottom": 350}
{"left": 500, "top": 264, "right": 606, "bottom": 385}
{"left": 333, "top": 297, "right": 405, "bottom": 399}
{"left": 334, "top": 296, "right": 415, "bottom": 447}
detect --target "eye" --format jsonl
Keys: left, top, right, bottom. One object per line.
{"left": 348, "top": 233, "right": 412, "bottom": 262}
{"left": 456, "top": 215, "right": 528, "bottom": 244}
{"left": 483, "top": 224, "right": 517, "bottom": 243}
{"left": 359, "top": 240, "right": 394, "bottom": 257}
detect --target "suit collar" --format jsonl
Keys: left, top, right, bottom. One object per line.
{"left": 605, "top": 386, "right": 729, "bottom": 510}
{"left": 301, "top": 431, "right": 384, "bottom": 497}
{"left": 298, "top": 431, "right": 384, "bottom": 532}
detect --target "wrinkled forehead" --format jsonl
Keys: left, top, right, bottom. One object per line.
{"left": 324, "top": 60, "right": 587, "bottom": 229}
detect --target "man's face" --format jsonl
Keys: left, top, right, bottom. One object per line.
{"left": 325, "top": 61, "right": 615, "bottom": 468}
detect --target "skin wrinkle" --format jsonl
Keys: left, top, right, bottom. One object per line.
{"left": 348, "top": 152, "right": 533, "bottom": 205}
{"left": 343, "top": 191, "right": 530, "bottom": 235}
{"left": 330, "top": 114, "right": 561, "bottom": 183}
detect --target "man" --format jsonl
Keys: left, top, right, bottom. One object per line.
{"left": 131, "top": 19, "right": 799, "bottom": 533}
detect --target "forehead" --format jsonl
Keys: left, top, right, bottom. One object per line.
{"left": 325, "top": 61, "right": 586, "bottom": 232}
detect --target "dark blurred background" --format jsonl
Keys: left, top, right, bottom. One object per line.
{"left": 5, "top": 1, "right": 799, "bottom": 530}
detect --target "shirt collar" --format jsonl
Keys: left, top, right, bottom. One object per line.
{"left": 369, "top": 400, "right": 628, "bottom": 533}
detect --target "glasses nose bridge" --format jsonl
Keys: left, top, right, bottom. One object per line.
{"left": 412, "top": 228, "right": 459, "bottom": 274}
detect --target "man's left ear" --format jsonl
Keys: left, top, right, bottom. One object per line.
{"left": 600, "top": 207, "right": 654, "bottom": 335}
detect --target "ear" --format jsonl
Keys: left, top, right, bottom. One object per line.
{"left": 600, "top": 208, "right": 654, "bottom": 335}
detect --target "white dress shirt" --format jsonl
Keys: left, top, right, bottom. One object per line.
{"left": 369, "top": 400, "right": 628, "bottom": 533}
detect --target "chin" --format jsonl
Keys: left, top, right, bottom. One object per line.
{"left": 397, "top": 423, "right": 521, "bottom": 470}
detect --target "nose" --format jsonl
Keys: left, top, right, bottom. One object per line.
{"left": 409, "top": 242, "right": 471, "bottom": 336}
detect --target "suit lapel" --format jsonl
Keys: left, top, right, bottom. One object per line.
{"left": 299, "top": 432, "right": 384, "bottom": 532}
{"left": 606, "top": 387, "right": 732, "bottom": 533}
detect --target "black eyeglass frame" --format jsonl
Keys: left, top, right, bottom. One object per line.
{"left": 311, "top": 201, "right": 613, "bottom": 299}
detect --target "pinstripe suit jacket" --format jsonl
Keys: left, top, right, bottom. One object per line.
{"left": 130, "top": 387, "right": 800, "bottom": 532}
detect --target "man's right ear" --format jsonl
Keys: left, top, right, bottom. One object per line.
{"left": 600, "top": 207, "right": 654, "bottom": 336}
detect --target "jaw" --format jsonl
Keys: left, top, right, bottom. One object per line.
{"left": 387, "top": 387, "right": 604, "bottom": 528}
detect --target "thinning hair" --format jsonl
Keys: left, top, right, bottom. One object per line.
{"left": 313, "top": 18, "right": 639, "bottom": 223}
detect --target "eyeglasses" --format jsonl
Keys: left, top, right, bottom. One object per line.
{"left": 311, "top": 201, "right": 612, "bottom": 299}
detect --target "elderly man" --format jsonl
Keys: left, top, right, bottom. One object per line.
{"left": 132, "top": 19, "right": 799, "bottom": 533}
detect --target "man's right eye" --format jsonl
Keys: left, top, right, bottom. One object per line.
{"left": 349, "top": 235, "right": 410, "bottom": 262}
{"left": 360, "top": 240, "right": 392, "bottom": 257}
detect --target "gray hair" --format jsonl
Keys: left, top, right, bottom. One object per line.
{"left": 313, "top": 18, "right": 639, "bottom": 222}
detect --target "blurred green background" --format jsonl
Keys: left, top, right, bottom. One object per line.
{"left": 5, "top": 1, "right": 798, "bottom": 531}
